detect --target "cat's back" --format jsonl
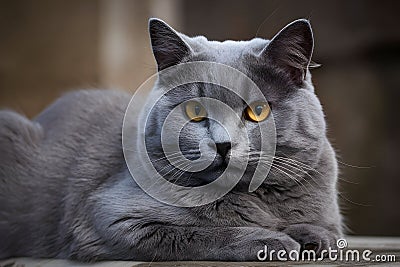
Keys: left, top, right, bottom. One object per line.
{"left": 34, "top": 89, "right": 132, "bottom": 175}
{"left": 0, "top": 89, "right": 132, "bottom": 182}
{"left": 0, "top": 89, "right": 132, "bottom": 258}
{"left": 0, "top": 89, "right": 132, "bottom": 173}
{"left": 36, "top": 89, "right": 131, "bottom": 139}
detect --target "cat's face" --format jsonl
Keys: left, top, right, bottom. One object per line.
{"left": 142, "top": 19, "right": 326, "bottom": 189}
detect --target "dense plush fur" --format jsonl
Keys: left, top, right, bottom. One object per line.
{"left": 0, "top": 19, "right": 342, "bottom": 261}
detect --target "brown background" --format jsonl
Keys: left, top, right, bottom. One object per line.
{"left": 0, "top": 0, "right": 399, "bottom": 236}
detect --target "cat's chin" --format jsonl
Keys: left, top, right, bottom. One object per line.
{"left": 188, "top": 164, "right": 252, "bottom": 188}
{"left": 191, "top": 165, "right": 228, "bottom": 185}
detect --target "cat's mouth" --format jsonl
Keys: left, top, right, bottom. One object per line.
{"left": 149, "top": 148, "right": 251, "bottom": 187}
{"left": 167, "top": 155, "right": 232, "bottom": 186}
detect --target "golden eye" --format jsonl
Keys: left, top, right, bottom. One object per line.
{"left": 185, "top": 101, "right": 207, "bottom": 122}
{"left": 244, "top": 101, "right": 271, "bottom": 122}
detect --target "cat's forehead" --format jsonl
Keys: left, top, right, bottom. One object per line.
{"left": 182, "top": 35, "right": 270, "bottom": 65}
{"left": 161, "top": 35, "right": 283, "bottom": 105}
{"left": 162, "top": 83, "right": 252, "bottom": 110}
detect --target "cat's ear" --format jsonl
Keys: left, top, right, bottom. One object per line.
{"left": 149, "top": 18, "right": 192, "bottom": 71}
{"left": 261, "top": 19, "right": 315, "bottom": 84}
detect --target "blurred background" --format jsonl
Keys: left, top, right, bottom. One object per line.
{"left": 0, "top": 0, "right": 399, "bottom": 236}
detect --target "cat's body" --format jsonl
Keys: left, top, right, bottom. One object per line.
{"left": 0, "top": 19, "right": 342, "bottom": 261}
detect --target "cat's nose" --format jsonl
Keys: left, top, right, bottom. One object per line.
{"left": 215, "top": 142, "right": 231, "bottom": 158}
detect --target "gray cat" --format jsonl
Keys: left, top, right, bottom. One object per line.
{"left": 0, "top": 18, "right": 342, "bottom": 261}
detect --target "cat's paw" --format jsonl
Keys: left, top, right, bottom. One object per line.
{"left": 219, "top": 228, "right": 300, "bottom": 261}
{"left": 257, "top": 232, "right": 301, "bottom": 261}
{"left": 283, "top": 224, "right": 338, "bottom": 257}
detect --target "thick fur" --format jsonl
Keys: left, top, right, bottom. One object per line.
{"left": 0, "top": 19, "right": 342, "bottom": 261}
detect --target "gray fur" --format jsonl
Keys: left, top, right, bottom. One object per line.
{"left": 0, "top": 19, "right": 342, "bottom": 261}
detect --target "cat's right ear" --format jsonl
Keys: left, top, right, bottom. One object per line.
{"left": 149, "top": 18, "right": 192, "bottom": 71}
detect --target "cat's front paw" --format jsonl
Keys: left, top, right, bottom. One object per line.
{"left": 256, "top": 232, "right": 301, "bottom": 261}
{"left": 220, "top": 229, "right": 300, "bottom": 261}
{"left": 283, "top": 224, "right": 338, "bottom": 256}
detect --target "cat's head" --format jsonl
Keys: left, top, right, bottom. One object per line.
{"left": 141, "top": 18, "right": 326, "bottom": 190}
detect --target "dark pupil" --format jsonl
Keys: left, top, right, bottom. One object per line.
{"left": 254, "top": 105, "right": 263, "bottom": 116}
{"left": 194, "top": 105, "right": 201, "bottom": 115}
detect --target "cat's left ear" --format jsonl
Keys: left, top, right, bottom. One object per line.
{"left": 261, "top": 19, "right": 315, "bottom": 85}
{"left": 149, "top": 18, "right": 192, "bottom": 71}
